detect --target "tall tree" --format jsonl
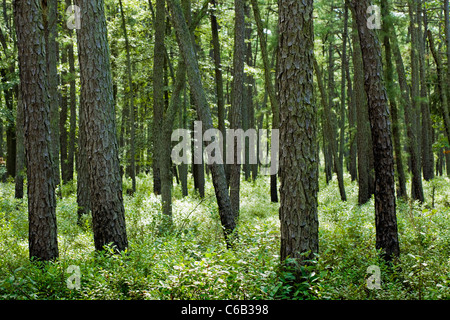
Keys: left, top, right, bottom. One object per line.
{"left": 381, "top": 0, "right": 407, "bottom": 199}
{"left": 278, "top": 0, "right": 319, "bottom": 264}
{"left": 75, "top": 0, "right": 128, "bottom": 252}
{"left": 14, "top": 88, "right": 24, "bottom": 199}
{"left": 14, "top": 0, "right": 59, "bottom": 261}
{"left": 167, "top": 0, "right": 237, "bottom": 247}
{"left": 407, "top": 0, "right": 424, "bottom": 202}
{"left": 153, "top": 0, "right": 165, "bottom": 195}
{"left": 118, "top": 0, "right": 136, "bottom": 194}
{"left": 350, "top": 0, "right": 400, "bottom": 261}
{"left": 229, "top": 0, "right": 246, "bottom": 219}
{"left": 251, "top": 0, "right": 279, "bottom": 202}
{"left": 42, "top": 0, "right": 60, "bottom": 189}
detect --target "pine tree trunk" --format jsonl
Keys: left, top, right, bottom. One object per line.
{"left": 153, "top": 0, "right": 165, "bottom": 195}
{"left": 75, "top": 0, "right": 128, "bottom": 252}
{"left": 60, "top": 46, "right": 69, "bottom": 184}
{"left": 229, "top": 0, "right": 245, "bottom": 218}
{"left": 278, "top": 0, "right": 319, "bottom": 264}
{"left": 168, "top": 0, "right": 236, "bottom": 247}
{"left": 351, "top": 14, "right": 371, "bottom": 205}
{"left": 351, "top": 0, "right": 400, "bottom": 261}
{"left": 408, "top": 0, "right": 424, "bottom": 202}
{"left": 15, "top": 89, "right": 24, "bottom": 199}
{"left": 381, "top": 0, "right": 407, "bottom": 199}
{"left": 417, "top": 0, "right": 434, "bottom": 181}
{"left": 43, "top": 0, "right": 60, "bottom": 189}
{"left": 14, "top": 0, "right": 59, "bottom": 261}
{"left": 119, "top": 0, "right": 136, "bottom": 194}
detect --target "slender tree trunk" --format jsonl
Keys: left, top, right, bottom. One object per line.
{"left": 14, "top": 0, "right": 59, "bottom": 261}
{"left": 251, "top": 0, "right": 279, "bottom": 200}
{"left": 75, "top": 0, "right": 128, "bottom": 252}
{"left": 229, "top": 0, "right": 246, "bottom": 218}
{"left": 417, "top": 0, "right": 434, "bottom": 181}
{"left": 351, "top": 14, "right": 371, "bottom": 205}
{"left": 351, "top": 0, "right": 400, "bottom": 261}
{"left": 119, "top": 0, "right": 136, "bottom": 194}
{"left": 381, "top": 0, "right": 407, "bottom": 199}
{"left": 67, "top": 32, "right": 77, "bottom": 182}
{"left": 168, "top": 0, "right": 236, "bottom": 247}
{"left": 15, "top": 89, "right": 24, "bottom": 199}
{"left": 42, "top": 0, "right": 60, "bottom": 189}
{"left": 408, "top": 0, "right": 424, "bottom": 202}
{"left": 60, "top": 46, "right": 69, "bottom": 184}
{"left": 153, "top": 0, "right": 165, "bottom": 195}
{"left": 428, "top": 30, "right": 450, "bottom": 147}
{"left": 210, "top": 0, "right": 225, "bottom": 165}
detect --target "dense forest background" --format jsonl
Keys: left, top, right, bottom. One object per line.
{"left": 0, "top": 0, "right": 449, "bottom": 300}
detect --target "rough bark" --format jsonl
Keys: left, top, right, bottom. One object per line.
{"left": 381, "top": 0, "right": 407, "bottom": 199}
{"left": 351, "top": 0, "right": 400, "bottom": 261}
{"left": 14, "top": 0, "right": 59, "bottom": 261}
{"left": 167, "top": 0, "right": 236, "bottom": 247}
{"left": 278, "top": 0, "right": 319, "bottom": 264}
{"left": 351, "top": 14, "right": 371, "bottom": 205}
{"left": 153, "top": 0, "right": 165, "bottom": 195}
{"left": 75, "top": 0, "right": 128, "bottom": 252}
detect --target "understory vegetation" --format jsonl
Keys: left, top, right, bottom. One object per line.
{"left": 0, "top": 173, "right": 449, "bottom": 300}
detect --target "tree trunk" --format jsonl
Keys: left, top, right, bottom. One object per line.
{"left": 380, "top": 0, "right": 407, "bottom": 199}
{"left": 60, "top": 45, "right": 69, "bottom": 184}
{"left": 75, "top": 0, "right": 128, "bottom": 252}
{"left": 15, "top": 88, "right": 24, "bottom": 199}
{"left": 119, "top": 0, "right": 136, "bottom": 194}
{"left": 153, "top": 0, "right": 165, "bottom": 195}
{"left": 407, "top": 0, "right": 424, "bottom": 202}
{"left": 251, "top": 0, "right": 279, "bottom": 200}
{"left": 417, "top": 0, "right": 434, "bottom": 181}
{"left": 278, "top": 0, "right": 319, "bottom": 264}
{"left": 428, "top": 30, "right": 450, "bottom": 149}
{"left": 351, "top": 14, "right": 371, "bottom": 205}
{"left": 14, "top": 0, "right": 59, "bottom": 261}
{"left": 42, "top": 0, "right": 60, "bottom": 189}
{"left": 229, "top": 0, "right": 246, "bottom": 218}
{"left": 210, "top": 0, "right": 225, "bottom": 165}
{"left": 168, "top": 0, "right": 236, "bottom": 247}
{"left": 351, "top": 0, "right": 400, "bottom": 261}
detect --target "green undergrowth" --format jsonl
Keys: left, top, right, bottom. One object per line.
{"left": 0, "top": 172, "right": 449, "bottom": 300}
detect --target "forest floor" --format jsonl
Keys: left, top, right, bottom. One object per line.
{"left": 0, "top": 172, "right": 449, "bottom": 300}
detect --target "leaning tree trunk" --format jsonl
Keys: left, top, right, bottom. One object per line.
{"left": 14, "top": 0, "right": 59, "bottom": 261}
{"left": 75, "top": 0, "right": 128, "bottom": 252}
{"left": 167, "top": 0, "right": 236, "bottom": 247}
{"left": 351, "top": 0, "right": 400, "bottom": 261}
{"left": 278, "top": 0, "right": 319, "bottom": 264}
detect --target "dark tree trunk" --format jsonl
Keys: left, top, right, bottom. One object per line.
{"left": 417, "top": 0, "right": 434, "bottom": 181}
{"left": 119, "top": 0, "right": 136, "bottom": 194}
{"left": 42, "top": 0, "right": 60, "bottom": 189}
{"left": 153, "top": 0, "right": 165, "bottom": 195}
{"left": 75, "top": 0, "right": 128, "bottom": 252}
{"left": 351, "top": 14, "right": 371, "bottom": 205}
{"left": 168, "top": 0, "right": 236, "bottom": 247}
{"left": 15, "top": 89, "right": 24, "bottom": 199}
{"left": 381, "top": 0, "right": 407, "bottom": 199}
{"left": 351, "top": 0, "right": 400, "bottom": 261}
{"left": 14, "top": 0, "right": 59, "bottom": 261}
{"left": 229, "top": 0, "right": 246, "bottom": 218}
{"left": 407, "top": 0, "right": 424, "bottom": 202}
{"left": 278, "top": 0, "right": 319, "bottom": 264}
{"left": 60, "top": 45, "right": 69, "bottom": 184}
